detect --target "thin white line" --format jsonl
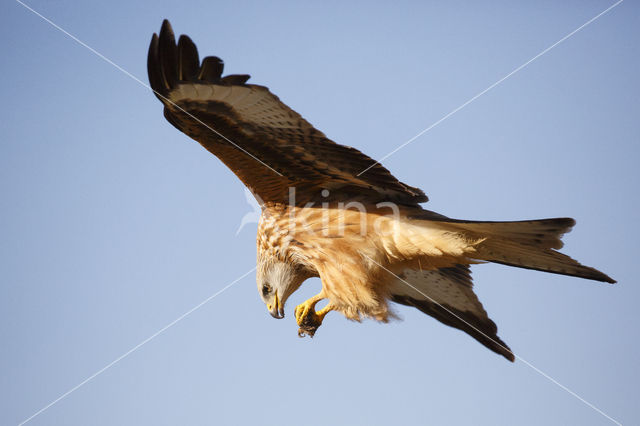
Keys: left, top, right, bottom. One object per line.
{"left": 363, "top": 254, "right": 621, "bottom": 425}
{"left": 358, "top": 0, "right": 624, "bottom": 176}
{"left": 14, "top": 3, "right": 263, "bottom": 423}
{"left": 15, "top": 0, "right": 283, "bottom": 177}
{"left": 13, "top": 1, "right": 622, "bottom": 424}
{"left": 18, "top": 267, "right": 255, "bottom": 426}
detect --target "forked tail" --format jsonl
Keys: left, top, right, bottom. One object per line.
{"left": 440, "top": 218, "right": 615, "bottom": 283}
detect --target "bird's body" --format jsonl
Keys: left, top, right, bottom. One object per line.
{"left": 259, "top": 203, "right": 481, "bottom": 322}
{"left": 148, "top": 20, "right": 615, "bottom": 361}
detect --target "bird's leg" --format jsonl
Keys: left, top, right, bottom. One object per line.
{"left": 294, "top": 292, "right": 334, "bottom": 338}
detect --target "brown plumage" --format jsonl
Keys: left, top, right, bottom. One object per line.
{"left": 148, "top": 20, "right": 615, "bottom": 362}
{"left": 147, "top": 20, "right": 426, "bottom": 207}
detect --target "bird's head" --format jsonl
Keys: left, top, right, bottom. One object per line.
{"left": 256, "top": 255, "right": 311, "bottom": 319}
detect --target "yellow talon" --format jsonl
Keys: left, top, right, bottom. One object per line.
{"left": 294, "top": 296, "right": 332, "bottom": 338}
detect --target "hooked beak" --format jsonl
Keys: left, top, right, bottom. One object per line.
{"left": 267, "top": 292, "right": 285, "bottom": 319}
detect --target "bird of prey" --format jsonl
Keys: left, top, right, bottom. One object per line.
{"left": 148, "top": 20, "right": 615, "bottom": 361}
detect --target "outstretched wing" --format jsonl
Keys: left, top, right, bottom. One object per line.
{"left": 389, "top": 265, "right": 515, "bottom": 361}
{"left": 147, "top": 20, "right": 427, "bottom": 206}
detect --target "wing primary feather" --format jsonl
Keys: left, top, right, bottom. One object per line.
{"left": 177, "top": 35, "right": 200, "bottom": 80}
{"left": 389, "top": 265, "right": 514, "bottom": 361}
{"left": 199, "top": 56, "right": 224, "bottom": 83}
{"left": 393, "top": 294, "right": 515, "bottom": 361}
{"left": 147, "top": 33, "right": 166, "bottom": 100}
{"left": 147, "top": 20, "right": 430, "bottom": 206}
{"left": 220, "top": 74, "right": 251, "bottom": 85}
{"left": 158, "top": 20, "right": 178, "bottom": 90}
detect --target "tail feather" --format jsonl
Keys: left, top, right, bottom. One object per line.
{"left": 442, "top": 218, "right": 616, "bottom": 284}
{"left": 476, "top": 239, "right": 615, "bottom": 283}
{"left": 445, "top": 218, "right": 575, "bottom": 249}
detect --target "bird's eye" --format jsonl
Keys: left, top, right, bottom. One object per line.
{"left": 262, "top": 283, "right": 272, "bottom": 296}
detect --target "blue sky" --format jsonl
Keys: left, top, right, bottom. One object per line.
{"left": 2, "top": 1, "right": 638, "bottom": 425}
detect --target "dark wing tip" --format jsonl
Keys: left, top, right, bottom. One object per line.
{"left": 147, "top": 32, "right": 165, "bottom": 100}
{"left": 158, "top": 20, "right": 178, "bottom": 90}
{"left": 148, "top": 20, "right": 252, "bottom": 104}
{"left": 198, "top": 56, "right": 224, "bottom": 83}
{"left": 161, "top": 19, "right": 173, "bottom": 35}
{"left": 220, "top": 74, "right": 251, "bottom": 85}
{"left": 504, "top": 346, "right": 516, "bottom": 362}
{"left": 160, "top": 19, "right": 174, "bottom": 38}
{"left": 177, "top": 35, "right": 200, "bottom": 80}
{"left": 392, "top": 295, "right": 515, "bottom": 361}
